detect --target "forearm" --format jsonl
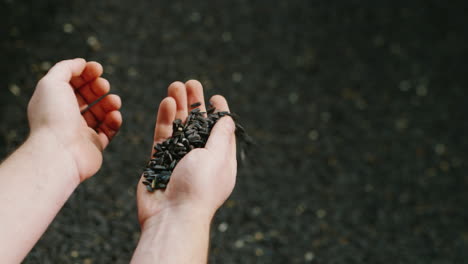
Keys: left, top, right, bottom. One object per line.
{"left": 0, "top": 130, "right": 80, "bottom": 263}
{"left": 131, "top": 206, "right": 213, "bottom": 264}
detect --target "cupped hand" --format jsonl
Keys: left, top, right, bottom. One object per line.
{"left": 137, "top": 80, "right": 237, "bottom": 227}
{"left": 27, "top": 58, "right": 122, "bottom": 182}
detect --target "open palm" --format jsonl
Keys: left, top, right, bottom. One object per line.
{"left": 136, "top": 80, "right": 237, "bottom": 226}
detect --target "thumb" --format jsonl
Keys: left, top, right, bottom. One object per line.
{"left": 205, "top": 116, "right": 236, "bottom": 158}
{"left": 45, "top": 58, "right": 87, "bottom": 82}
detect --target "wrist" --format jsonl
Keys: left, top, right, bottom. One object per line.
{"left": 142, "top": 203, "right": 214, "bottom": 234}
{"left": 132, "top": 204, "right": 213, "bottom": 264}
{"left": 26, "top": 129, "right": 81, "bottom": 186}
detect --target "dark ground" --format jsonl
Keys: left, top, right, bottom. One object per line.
{"left": 1, "top": 1, "right": 468, "bottom": 263}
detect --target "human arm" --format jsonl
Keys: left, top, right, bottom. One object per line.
{"left": 131, "top": 80, "right": 237, "bottom": 264}
{"left": 0, "top": 59, "right": 122, "bottom": 263}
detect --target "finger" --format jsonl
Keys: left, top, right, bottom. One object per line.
{"left": 96, "top": 110, "right": 122, "bottom": 149}
{"left": 209, "top": 95, "right": 230, "bottom": 112}
{"left": 46, "top": 58, "right": 87, "bottom": 82}
{"left": 185, "top": 80, "right": 206, "bottom": 113}
{"left": 154, "top": 97, "right": 177, "bottom": 144}
{"left": 70, "top": 61, "right": 103, "bottom": 89}
{"left": 205, "top": 115, "right": 236, "bottom": 159}
{"left": 87, "top": 94, "right": 121, "bottom": 125}
{"left": 208, "top": 95, "right": 236, "bottom": 158}
{"left": 167, "top": 81, "right": 188, "bottom": 122}
{"left": 76, "top": 77, "right": 110, "bottom": 106}
{"left": 75, "top": 92, "right": 99, "bottom": 126}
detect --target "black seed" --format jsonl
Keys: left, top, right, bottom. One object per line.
{"left": 207, "top": 107, "right": 215, "bottom": 114}
{"left": 152, "top": 165, "right": 167, "bottom": 170}
{"left": 190, "top": 102, "right": 202, "bottom": 108}
{"left": 170, "top": 160, "right": 177, "bottom": 169}
{"left": 146, "top": 185, "right": 154, "bottom": 192}
{"left": 188, "top": 134, "right": 201, "bottom": 141}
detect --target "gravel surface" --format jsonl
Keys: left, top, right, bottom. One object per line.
{"left": 1, "top": 1, "right": 468, "bottom": 263}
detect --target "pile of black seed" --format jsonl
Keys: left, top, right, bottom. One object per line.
{"left": 142, "top": 102, "right": 250, "bottom": 192}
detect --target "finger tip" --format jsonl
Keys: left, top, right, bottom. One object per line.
{"left": 106, "top": 110, "right": 123, "bottom": 130}
{"left": 107, "top": 94, "right": 122, "bottom": 110}
{"left": 84, "top": 61, "right": 104, "bottom": 79}
{"left": 157, "top": 97, "right": 177, "bottom": 123}
{"left": 185, "top": 79, "right": 202, "bottom": 87}
{"left": 74, "top": 58, "right": 86, "bottom": 65}
{"left": 210, "top": 95, "right": 230, "bottom": 112}
{"left": 88, "top": 61, "right": 103, "bottom": 70}
{"left": 93, "top": 77, "right": 111, "bottom": 94}
{"left": 161, "top": 96, "right": 177, "bottom": 108}
{"left": 168, "top": 81, "right": 185, "bottom": 93}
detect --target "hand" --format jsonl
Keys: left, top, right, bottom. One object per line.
{"left": 27, "top": 58, "right": 122, "bottom": 182}
{"left": 136, "top": 80, "right": 237, "bottom": 227}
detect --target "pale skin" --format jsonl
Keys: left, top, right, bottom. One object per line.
{"left": 0, "top": 59, "right": 236, "bottom": 263}
{"left": 0, "top": 58, "right": 123, "bottom": 263}
{"left": 131, "top": 81, "right": 237, "bottom": 264}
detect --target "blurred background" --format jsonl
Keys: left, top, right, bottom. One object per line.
{"left": 1, "top": 0, "right": 467, "bottom": 263}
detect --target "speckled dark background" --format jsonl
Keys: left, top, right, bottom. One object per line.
{"left": 1, "top": 1, "right": 468, "bottom": 263}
